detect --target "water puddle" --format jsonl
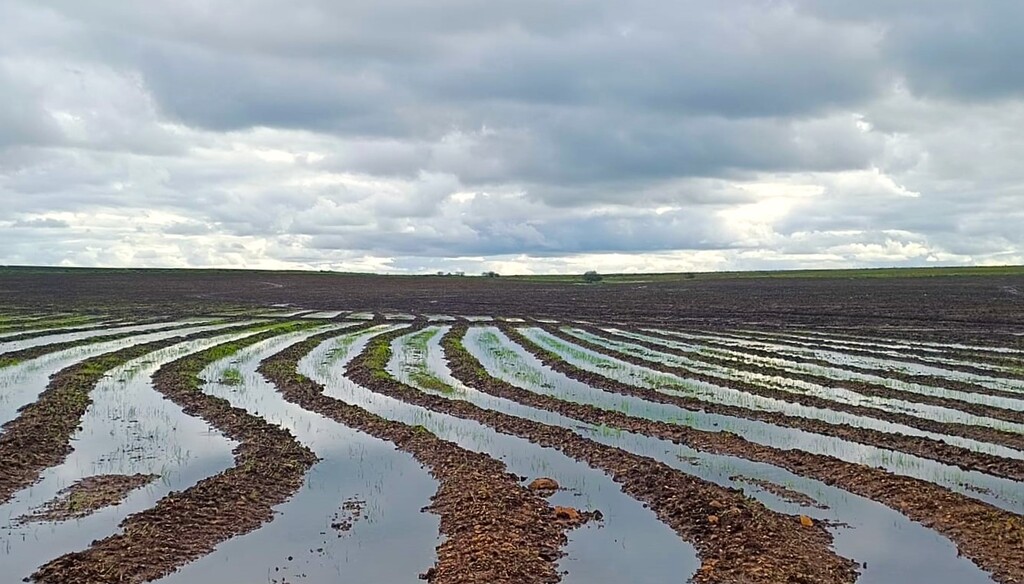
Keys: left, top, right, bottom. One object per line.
{"left": 483, "top": 328, "right": 1023, "bottom": 514}
{"left": 524, "top": 328, "right": 1024, "bottom": 462}
{"left": 156, "top": 325, "right": 439, "bottom": 583}
{"left": 301, "top": 311, "right": 348, "bottom": 319}
{"left": 567, "top": 328, "right": 1024, "bottom": 435}
{"left": 0, "top": 321, "right": 263, "bottom": 431}
{"left": 0, "top": 329, "right": 274, "bottom": 581}
{"left": 301, "top": 327, "right": 700, "bottom": 584}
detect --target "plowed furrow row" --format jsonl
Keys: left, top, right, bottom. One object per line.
{"left": 0, "top": 320, "right": 273, "bottom": 504}
{"left": 29, "top": 322, "right": 325, "bottom": 583}
{"left": 611, "top": 327, "right": 1024, "bottom": 422}
{"left": 505, "top": 326, "right": 1024, "bottom": 491}
{"left": 352, "top": 325, "right": 859, "bottom": 584}
{"left": 447, "top": 325, "right": 1024, "bottom": 583}
{"left": 545, "top": 327, "right": 1024, "bottom": 455}
{"left": 261, "top": 324, "right": 583, "bottom": 584}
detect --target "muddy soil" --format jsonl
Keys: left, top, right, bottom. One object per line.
{"left": 727, "top": 476, "right": 828, "bottom": 509}
{"left": 18, "top": 473, "right": 159, "bottom": 523}
{"left": 3, "top": 268, "right": 1024, "bottom": 333}
{"left": 549, "top": 326, "right": 1024, "bottom": 454}
{"left": 30, "top": 325, "right": 321, "bottom": 584}
{"left": 258, "top": 327, "right": 584, "bottom": 584}
{"left": 0, "top": 321, "right": 270, "bottom": 504}
{"left": 448, "top": 326, "right": 1024, "bottom": 583}
{"left": 351, "top": 325, "right": 859, "bottom": 584}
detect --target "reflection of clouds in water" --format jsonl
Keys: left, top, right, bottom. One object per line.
{"left": 163, "top": 328, "right": 437, "bottom": 583}
{"left": 303, "top": 328, "right": 699, "bottom": 584}
{"left": 0, "top": 320, "right": 209, "bottom": 354}
{"left": 487, "top": 327, "right": 1024, "bottom": 514}
{"left": 0, "top": 332, "right": 265, "bottom": 581}
{"left": 0, "top": 321, "right": 253, "bottom": 429}
{"left": 459, "top": 326, "right": 993, "bottom": 583}
{"left": 569, "top": 327, "right": 1024, "bottom": 433}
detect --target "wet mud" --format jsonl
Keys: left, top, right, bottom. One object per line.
{"left": 17, "top": 473, "right": 159, "bottom": 523}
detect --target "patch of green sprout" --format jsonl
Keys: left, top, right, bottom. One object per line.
{"left": 395, "top": 327, "right": 457, "bottom": 394}
{"left": 0, "top": 357, "right": 23, "bottom": 369}
{"left": 219, "top": 367, "right": 244, "bottom": 386}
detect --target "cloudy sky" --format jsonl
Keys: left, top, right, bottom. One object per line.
{"left": 1, "top": 1, "right": 1022, "bottom": 274}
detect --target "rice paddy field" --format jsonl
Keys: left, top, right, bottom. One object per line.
{"left": 0, "top": 267, "right": 1022, "bottom": 583}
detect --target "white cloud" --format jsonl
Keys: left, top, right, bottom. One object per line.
{"left": 1, "top": 1, "right": 1022, "bottom": 272}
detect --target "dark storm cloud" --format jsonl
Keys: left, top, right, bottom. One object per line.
{"left": 1, "top": 1, "right": 1023, "bottom": 271}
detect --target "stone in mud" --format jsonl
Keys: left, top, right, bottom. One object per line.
{"left": 528, "top": 477, "right": 559, "bottom": 492}
{"left": 554, "top": 506, "right": 582, "bottom": 523}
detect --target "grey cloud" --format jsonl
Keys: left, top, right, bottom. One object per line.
{"left": 11, "top": 218, "right": 70, "bottom": 229}
{"left": 1, "top": 0, "right": 1023, "bottom": 272}
{"left": 801, "top": 1, "right": 1024, "bottom": 101}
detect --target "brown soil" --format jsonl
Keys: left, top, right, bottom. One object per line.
{"left": 554, "top": 325, "right": 1024, "bottom": 454}
{"left": 3, "top": 268, "right": 1024, "bottom": 332}
{"left": 0, "top": 320, "right": 198, "bottom": 366}
{"left": 621, "top": 327, "right": 1024, "bottom": 425}
{"left": 447, "top": 325, "right": 1024, "bottom": 583}
{"left": 664, "top": 328, "right": 1023, "bottom": 400}
{"left": 710, "top": 328, "right": 1024, "bottom": 381}
{"left": 30, "top": 326, "right": 320, "bottom": 584}
{"left": 0, "top": 320, "right": 268, "bottom": 504}
{"left": 727, "top": 476, "right": 828, "bottom": 509}
{"left": 330, "top": 497, "right": 365, "bottom": 534}
{"left": 258, "top": 328, "right": 583, "bottom": 584}
{"left": 18, "top": 473, "right": 159, "bottom": 523}
{"left": 356, "top": 325, "right": 859, "bottom": 584}
{"left": 521, "top": 326, "right": 1024, "bottom": 482}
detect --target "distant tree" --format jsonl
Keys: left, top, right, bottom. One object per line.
{"left": 582, "top": 270, "right": 603, "bottom": 283}
{"left": 483, "top": 271, "right": 500, "bottom": 278}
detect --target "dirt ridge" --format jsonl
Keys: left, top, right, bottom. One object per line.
{"left": 30, "top": 324, "right": 321, "bottom": 583}
{"left": 451, "top": 325, "right": 1024, "bottom": 583}
{"left": 353, "top": 324, "right": 859, "bottom": 583}
{"left": 258, "top": 325, "right": 580, "bottom": 584}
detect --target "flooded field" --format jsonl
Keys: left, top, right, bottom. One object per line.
{"left": 0, "top": 300, "right": 1021, "bottom": 583}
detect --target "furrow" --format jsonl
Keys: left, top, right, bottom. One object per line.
{"left": 357, "top": 325, "right": 859, "bottom": 583}
{"left": 0, "top": 320, "right": 273, "bottom": 504}
{"left": 503, "top": 326, "right": 1024, "bottom": 501}
{"left": 565, "top": 326, "right": 1024, "bottom": 442}
{"left": 541, "top": 326, "right": 1024, "bottom": 459}
{"left": 614, "top": 327, "right": 1024, "bottom": 422}
{"left": 263, "top": 324, "right": 587, "bottom": 584}
{"left": 447, "top": 324, "right": 1022, "bottom": 583}
{"left": 29, "top": 322, "right": 326, "bottom": 583}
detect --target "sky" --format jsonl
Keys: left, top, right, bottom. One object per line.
{"left": 1, "top": 1, "right": 1023, "bottom": 275}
